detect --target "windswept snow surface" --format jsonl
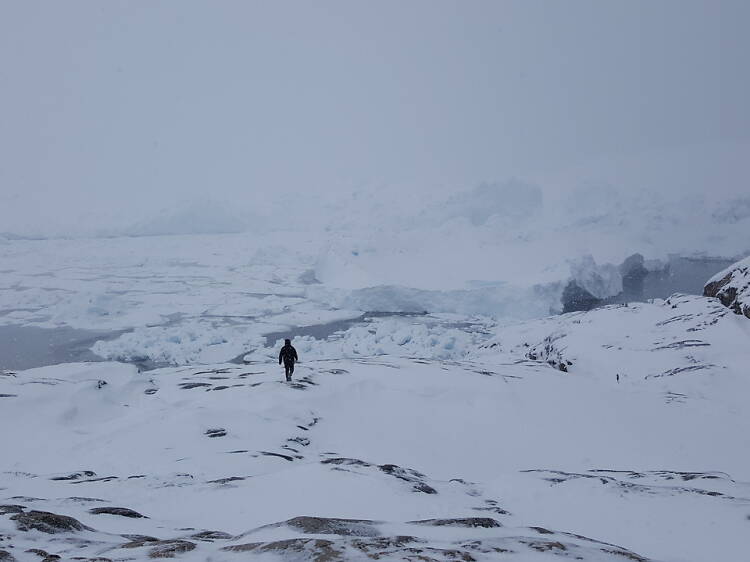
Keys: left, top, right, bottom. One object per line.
{"left": 1, "top": 294, "right": 749, "bottom": 561}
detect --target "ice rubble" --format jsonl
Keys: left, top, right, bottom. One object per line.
{"left": 1, "top": 182, "right": 748, "bottom": 370}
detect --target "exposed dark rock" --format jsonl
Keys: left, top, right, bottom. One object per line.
{"left": 321, "top": 457, "right": 371, "bottom": 467}
{"left": 409, "top": 518, "right": 501, "bottom": 528}
{"left": 350, "top": 536, "right": 419, "bottom": 551}
{"left": 529, "top": 526, "right": 555, "bottom": 535}
{"left": 120, "top": 535, "right": 161, "bottom": 548}
{"left": 284, "top": 516, "right": 380, "bottom": 537}
{"left": 354, "top": 539, "right": 477, "bottom": 561}
{"left": 148, "top": 540, "right": 196, "bottom": 558}
{"left": 704, "top": 257, "right": 750, "bottom": 319}
{"left": 0, "top": 505, "right": 25, "bottom": 515}
{"left": 0, "top": 550, "right": 14, "bottom": 562}
{"left": 179, "top": 382, "right": 211, "bottom": 390}
{"left": 600, "top": 548, "right": 648, "bottom": 561}
{"left": 192, "top": 368, "right": 232, "bottom": 376}
{"left": 11, "top": 510, "right": 91, "bottom": 534}
{"left": 525, "top": 334, "right": 571, "bottom": 373}
{"left": 190, "top": 530, "right": 233, "bottom": 541}
{"left": 592, "top": 469, "right": 729, "bottom": 482}
{"left": 65, "top": 497, "right": 108, "bottom": 503}
{"left": 205, "top": 428, "right": 227, "bottom": 438}
{"left": 222, "top": 538, "right": 341, "bottom": 559}
{"left": 320, "top": 458, "right": 438, "bottom": 494}
{"left": 524, "top": 468, "right": 736, "bottom": 500}
{"left": 472, "top": 499, "right": 511, "bottom": 516}
{"left": 0, "top": 394, "right": 17, "bottom": 398}
{"left": 526, "top": 540, "right": 567, "bottom": 552}
{"left": 70, "top": 476, "right": 117, "bottom": 484}
{"left": 260, "top": 451, "right": 295, "bottom": 461}
{"left": 50, "top": 471, "right": 96, "bottom": 481}
{"left": 207, "top": 476, "right": 247, "bottom": 485}
{"left": 89, "top": 507, "right": 146, "bottom": 518}
{"left": 378, "top": 464, "right": 438, "bottom": 494}
{"left": 25, "top": 549, "right": 60, "bottom": 560}
{"left": 224, "top": 535, "right": 485, "bottom": 561}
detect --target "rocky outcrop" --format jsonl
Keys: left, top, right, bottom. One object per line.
{"left": 50, "top": 471, "right": 96, "bottom": 481}
{"left": 321, "top": 458, "right": 438, "bottom": 494}
{"left": 10, "top": 510, "right": 91, "bottom": 534}
{"left": 220, "top": 518, "right": 653, "bottom": 561}
{"left": 24, "top": 548, "right": 60, "bottom": 561}
{"left": 147, "top": 540, "right": 196, "bottom": 558}
{"left": 89, "top": 507, "right": 146, "bottom": 518}
{"left": 118, "top": 537, "right": 197, "bottom": 559}
{"left": 283, "top": 516, "right": 380, "bottom": 537}
{"left": 222, "top": 538, "right": 341, "bottom": 558}
{"left": 704, "top": 256, "right": 750, "bottom": 319}
{"left": 409, "top": 517, "right": 502, "bottom": 528}
{"left": 525, "top": 333, "right": 573, "bottom": 372}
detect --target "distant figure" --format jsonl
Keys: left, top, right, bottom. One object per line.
{"left": 278, "top": 339, "right": 298, "bottom": 382}
{"left": 616, "top": 373, "right": 620, "bottom": 383}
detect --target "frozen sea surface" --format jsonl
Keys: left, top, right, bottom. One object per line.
{"left": 0, "top": 232, "right": 744, "bottom": 370}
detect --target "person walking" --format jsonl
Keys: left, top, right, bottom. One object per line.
{"left": 278, "top": 338, "right": 298, "bottom": 382}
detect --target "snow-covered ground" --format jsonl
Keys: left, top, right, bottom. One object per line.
{"left": 1, "top": 202, "right": 749, "bottom": 560}
{"left": 2, "top": 291, "right": 749, "bottom": 561}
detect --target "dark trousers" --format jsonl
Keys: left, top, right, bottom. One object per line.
{"left": 284, "top": 362, "right": 295, "bottom": 380}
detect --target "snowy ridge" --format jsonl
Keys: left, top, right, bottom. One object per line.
{"left": 704, "top": 256, "right": 750, "bottom": 318}
{"left": 2, "top": 293, "right": 749, "bottom": 561}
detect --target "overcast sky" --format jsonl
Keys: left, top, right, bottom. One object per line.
{"left": 1, "top": 0, "right": 748, "bottom": 234}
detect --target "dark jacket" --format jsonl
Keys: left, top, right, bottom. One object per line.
{"left": 279, "top": 344, "right": 298, "bottom": 365}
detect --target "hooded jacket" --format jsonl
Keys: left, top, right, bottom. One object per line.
{"left": 279, "top": 342, "right": 298, "bottom": 365}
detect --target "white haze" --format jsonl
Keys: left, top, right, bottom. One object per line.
{"left": 0, "top": 0, "right": 748, "bottom": 242}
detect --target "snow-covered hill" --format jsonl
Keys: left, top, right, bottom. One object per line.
{"left": 705, "top": 256, "right": 750, "bottom": 319}
{"left": 2, "top": 293, "right": 748, "bottom": 561}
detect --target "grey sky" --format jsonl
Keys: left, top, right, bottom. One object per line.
{"left": 1, "top": 0, "right": 748, "bottom": 234}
